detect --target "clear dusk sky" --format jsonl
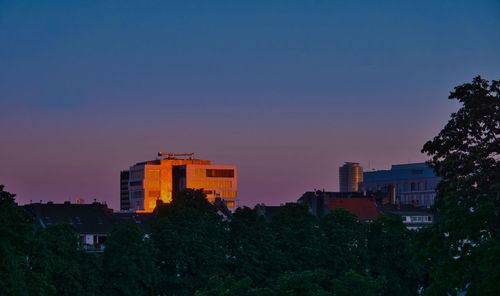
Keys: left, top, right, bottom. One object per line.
{"left": 1, "top": 0, "right": 500, "bottom": 209}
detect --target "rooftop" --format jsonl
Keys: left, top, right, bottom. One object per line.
{"left": 327, "top": 198, "right": 381, "bottom": 221}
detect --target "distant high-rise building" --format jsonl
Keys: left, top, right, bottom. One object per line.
{"left": 122, "top": 153, "right": 237, "bottom": 212}
{"left": 339, "top": 162, "right": 363, "bottom": 192}
{"left": 120, "top": 170, "right": 130, "bottom": 211}
{"left": 361, "top": 162, "right": 439, "bottom": 207}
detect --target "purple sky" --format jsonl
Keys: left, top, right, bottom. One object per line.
{"left": 1, "top": 0, "right": 500, "bottom": 209}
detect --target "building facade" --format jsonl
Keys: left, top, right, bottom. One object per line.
{"left": 378, "top": 204, "right": 436, "bottom": 230}
{"left": 297, "top": 191, "right": 380, "bottom": 221}
{"left": 361, "top": 162, "right": 439, "bottom": 207}
{"left": 120, "top": 170, "right": 130, "bottom": 211}
{"left": 122, "top": 154, "right": 237, "bottom": 212}
{"left": 24, "top": 201, "right": 117, "bottom": 252}
{"left": 339, "top": 162, "right": 363, "bottom": 192}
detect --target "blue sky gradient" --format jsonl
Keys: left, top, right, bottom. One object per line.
{"left": 1, "top": 0, "right": 500, "bottom": 208}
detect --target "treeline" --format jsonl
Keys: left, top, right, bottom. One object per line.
{"left": 1, "top": 186, "right": 423, "bottom": 296}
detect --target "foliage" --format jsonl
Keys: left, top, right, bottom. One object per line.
{"left": 331, "top": 270, "right": 382, "bottom": 296}
{"left": 195, "top": 275, "right": 273, "bottom": 296}
{"left": 29, "top": 224, "right": 84, "bottom": 296}
{"left": 367, "top": 216, "right": 420, "bottom": 296}
{"left": 229, "top": 207, "right": 283, "bottom": 287}
{"left": 101, "top": 220, "right": 157, "bottom": 296}
{"left": 319, "top": 209, "right": 367, "bottom": 276}
{"left": 271, "top": 203, "right": 326, "bottom": 272}
{"left": 422, "top": 76, "right": 500, "bottom": 295}
{"left": 274, "top": 269, "right": 331, "bottom": 296}
{"left": 0, "top": 185, "right": 33, "bottom": 295}
{"left": 151, "top": 189, "right": 228, "bottom": 296}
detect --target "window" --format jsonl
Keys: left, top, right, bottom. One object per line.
{"left": 220, "top": 191, "right": 237, "bottom": 198}
{"left": 190, "top": 180, "right": 233, "bottom": 188}
{"left": 146, "top": 169, "right": 160, "bottom": 179}
{"left": 206, "top": 169, "right": 235, "bottom": 178}
{"left": 411, "top": 216, "right": 423, "bottom": 223}
{"left": 131, "top": 191, "right": 144, "bottom": 199}
{"left": 130, "top": 170, "right": 144, "bottom": 180}
{"left": 130, "top": 181, "right": 142, "bottom": 187}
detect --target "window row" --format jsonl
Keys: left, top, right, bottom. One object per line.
{"left": 401, "top": 215, "right": 433, "bottom": 223}
{"left": 190, "top": 180, "right": 233, "bottom": 189}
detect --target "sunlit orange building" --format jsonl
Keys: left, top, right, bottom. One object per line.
{"left": 121, "top": 153, "right": 238, "bottom": 212}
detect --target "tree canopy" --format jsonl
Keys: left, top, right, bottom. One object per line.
{"left": 422, "top": 76, "right": 500, "bottom": 295}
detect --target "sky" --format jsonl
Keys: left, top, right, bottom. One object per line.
{"left": 1, "top": 0, "right": 500, "bottom": 209}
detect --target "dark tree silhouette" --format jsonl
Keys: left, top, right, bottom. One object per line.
{"left": 101, "top": 220, "right": 157, "bottom": 296}
{"left": 152, "top": 189, "right": 228, "bottom": 296}
{"left": 422, "top": 76, "right": 500, "bottom": 295}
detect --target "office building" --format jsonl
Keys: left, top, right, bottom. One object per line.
{"left": 339, "top": 162, "right": 363, "bottom": 192}
{"left": 361, "top": 162, "right": 439, "bottom": 207}
{"left": 123, "top": 153, "right": 238, "bottom": 212}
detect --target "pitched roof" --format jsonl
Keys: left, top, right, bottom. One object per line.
{"left": 21, "top": 203, "right": 164, "bottom": 235}
{"left": 23, "top": 202, "right": 116, "bottom": 234}
{"left": 327, "top": 198, "right": 380, "bottom": 221}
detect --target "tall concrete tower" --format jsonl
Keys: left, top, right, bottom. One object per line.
{"left": 339, "top": 162, "right": 363, "bottom": 192}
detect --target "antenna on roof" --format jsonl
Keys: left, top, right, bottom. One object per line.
{"left": 157, "top": 152, "right": 195, "bottom": 159}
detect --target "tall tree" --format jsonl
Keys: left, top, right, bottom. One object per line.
{"left": 422, "top": 76, "right": 500, "bottom": 295}
{"left": 319, "top": 209, "right": 367, "bottom": 276}
{"left": 0, "top": 185, "right": 35, "bottom": 296}
{"left": 152, "top": 189, "right": 228, "bottom": 296}
{"left": 29, "top": 224, "right": 84, "bottom": 296}
{"left": 228, "top": 207, "right": 284, "bottom": 287}
{"left": 271, "top": 203, "right": 326, "bottom": 272}
{"left": 366, "top": 217, "right": 420, "bottom": 296}
{"left": 101, "top": 220, "right": 158, "bottom": 296}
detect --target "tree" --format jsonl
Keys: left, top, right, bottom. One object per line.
{"left": 274, "top": 269, "right": 330, "bottom": 296}
{"left": 366, "top": 217, "right": 420, "bottom": 296}
{"left": 421, "top": 76, "right": 500, "bottom": 295}
{"left": 0, "top": 185, "right": 35, "bottom": 295}
{"left": 152, "top": 189, "right": 228, "bottom": 296}
{"left": 29, "top": 224, "right": 84, "bottom": 296}
{"left": 331, "top": 270, "right": 382, "bottom": 296}
{"left": 228, "top": 207, "right": 283, "bottom": 287}
{"left": 195, "top": 275, "right": 273, "bottom": 296}
{"left": 271, "top": 203, "right": 326, "bottom": 272}
{"left": 319, "top": 209, "right": 367, "bottom": 276}
{"left": 101, "top": 220, "right": 157, "bottom": 296}
{"left": 78, "top": 252, "right": 102, "bottom": 296}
